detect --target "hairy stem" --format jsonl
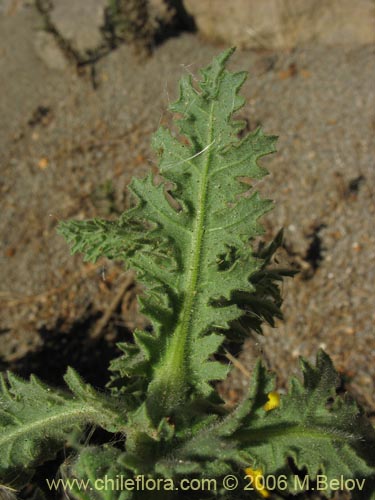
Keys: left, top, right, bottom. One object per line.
{"left": 148, "top": 103, "right": 215, "bottom": 416}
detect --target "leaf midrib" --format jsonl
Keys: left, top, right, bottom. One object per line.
{"left": 0, "top": 399, "right": 123, "bottom": 461}
{"left": 0, "top": 404, "right": 94, "bottom": 453}
{"left": 160, "top": 101, "right": 216, "bottom": 388}
{"left": 236, "top": 422, "right": 360, "bottom": 443}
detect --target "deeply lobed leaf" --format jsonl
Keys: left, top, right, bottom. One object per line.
{"left": 58, "top": 48, "right": 284, "bottom": 416}
{"left": 0, "top": 369, "right": 127, "bottom": 488}
{"left": 238, "top": 351, "right": 375, "bottom": 497}
{"left": 3, "top": 48, "right": 371, "bottom": 500}
{"left": 154, "top": 351, "right": 375, "bottom": 499}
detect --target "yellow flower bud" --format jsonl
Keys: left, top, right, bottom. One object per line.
{"left": 244, "top": 467, "right": 270, "bottom": 498}
{"left": 263, "top": 391, "right": 280, "bottom": 411}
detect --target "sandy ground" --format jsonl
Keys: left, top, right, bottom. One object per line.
{"left": 1, "top": 5, "right": 374, "bottom": 422}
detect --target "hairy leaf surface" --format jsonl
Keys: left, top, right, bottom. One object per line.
{"left": 64, "top": 446, "right": 131, "bottom": 500}
{"left": 238, "top": 350, "right": 375, "bottom": 497}
{"left": 155, "top": 351, "right": 375, "bottom": 499}
{"left": 1, "top": 48, "right": 373, "bottom": 500}
{"left": 58, "top": 49, "right": 281, "bottom": 414}
{"left": 0, "top": 369, "right": 126, "bottom": 487}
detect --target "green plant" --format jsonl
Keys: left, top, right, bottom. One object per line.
{"left": 1, "top": 49, "right": 374, "bottom": 500}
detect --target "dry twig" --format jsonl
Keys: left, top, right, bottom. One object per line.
{"left": 90, "top": 271, "right": 135, "bottom": 340}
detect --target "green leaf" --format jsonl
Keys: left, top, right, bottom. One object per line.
{"left": 64, "top": 446, "right": 131, "bottom": 500}
{"left": 0, "top": 370, "right": 127, "bottom": 487}
{"left": 152, "top": 352, "right": 374, "bottom": 499}
{"left": 59, "top": 48, "right": 283, "bottom": 417}
{"left": 63, "top": 368, "right": 128, "bottom": 432}
{"left": 237, "top": 350, "right": 375, "bottom": 497}
{"left": 155, "top": 360, "right": 273, "bottom": 478}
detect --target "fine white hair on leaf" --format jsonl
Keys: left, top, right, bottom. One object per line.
{"left": 162, "top": 139, "right": 216, "bottom": 171}
{"left": 0, "top": 483, "right": 18, "bottom": 500}
{"left": 180, "top": 62, "right": 200, "bottom": 82}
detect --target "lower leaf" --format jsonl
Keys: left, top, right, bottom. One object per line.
{"left": 0, "top": 370, "right": 127, "bottom": 488}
